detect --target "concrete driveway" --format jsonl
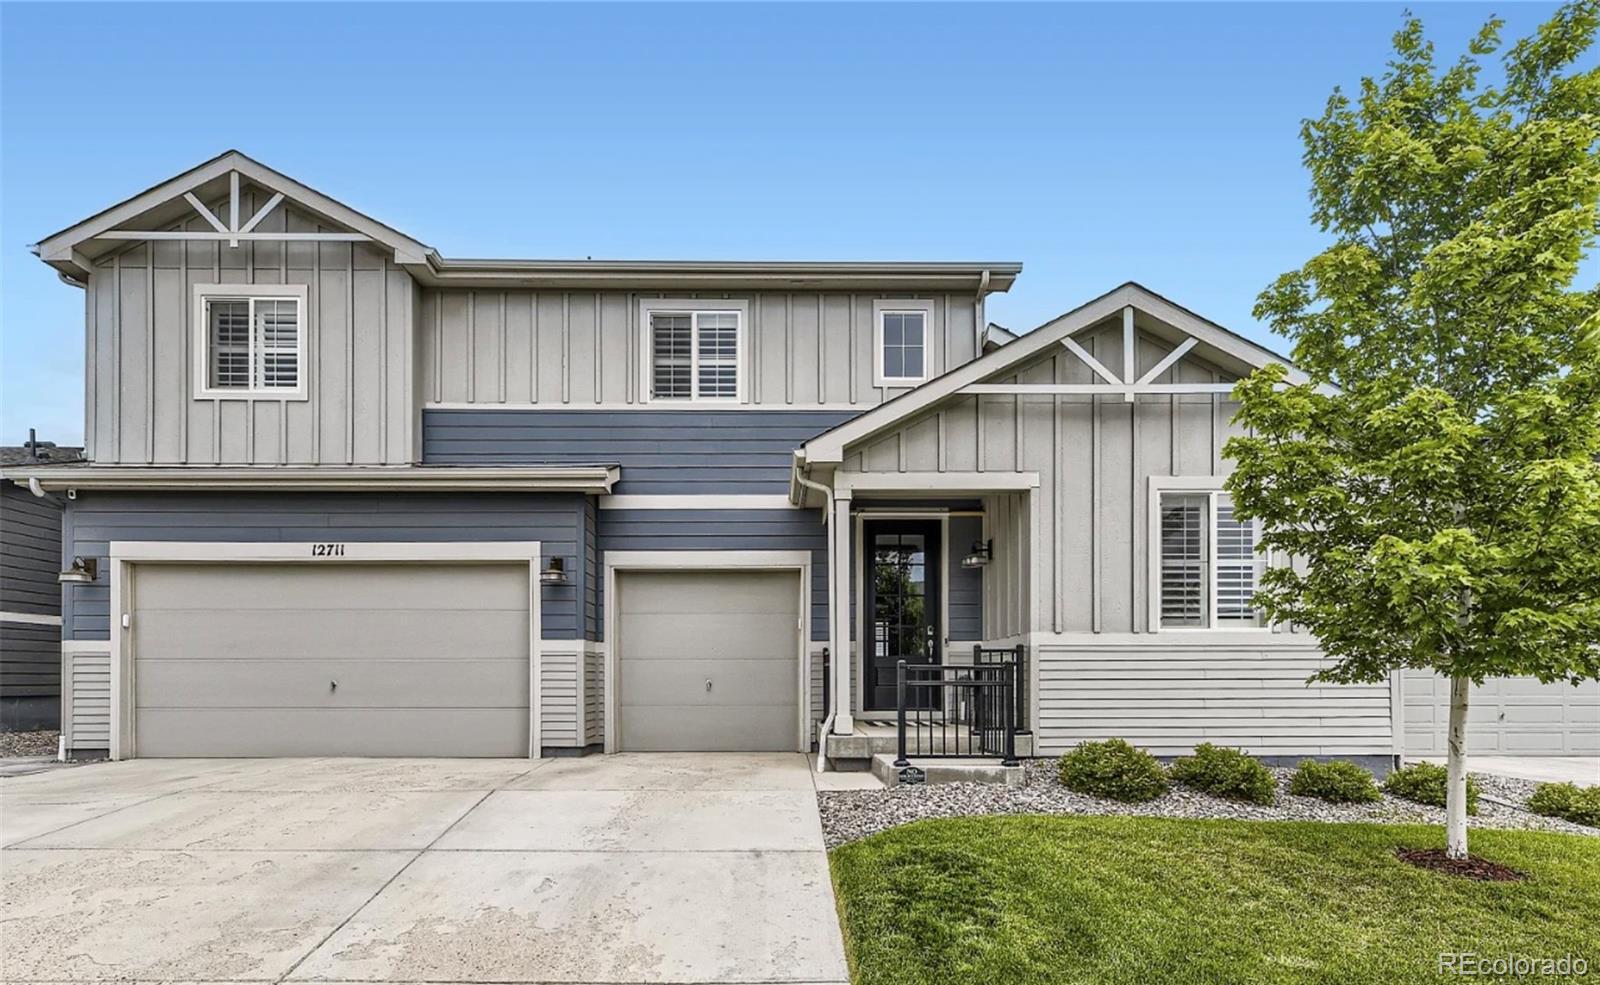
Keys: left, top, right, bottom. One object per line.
{"left": 0, "top": 753, "right": 849, "bottom": 985}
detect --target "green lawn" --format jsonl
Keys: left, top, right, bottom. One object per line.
{"left": 828, "top": 816, "right": 1600, "bottom": 985}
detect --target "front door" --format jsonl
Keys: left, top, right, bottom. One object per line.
{"left": 864, "top": 519, "right": 942, "bottom": 711}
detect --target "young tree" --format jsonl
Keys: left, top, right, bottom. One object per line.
{"left": 1226, "top": 2, "right": 1600, "bottom": 859}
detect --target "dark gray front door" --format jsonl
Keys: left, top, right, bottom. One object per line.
{"left": 865, "top": 519, "right": 941, "bottom": 711}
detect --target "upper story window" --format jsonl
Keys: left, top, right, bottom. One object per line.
{"left": 1157, "top": 489, "right": 1264, "bottom": 629}
{"left": 640, "top": 300, "right": 746, "bottom": 402}
{"left": 193, "top": 284, "right": 308, "bottom": 399}
{"left": 874, "top": 300, "right": 934, "bottom": 387}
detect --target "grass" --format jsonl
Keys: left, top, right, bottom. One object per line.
{"left": 828, "top": 815, "right": 1600, "bottom": 985}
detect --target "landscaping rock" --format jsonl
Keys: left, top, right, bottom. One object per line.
{"left": 817, "top": 761, "right": 1600, "bottom": 847}
{"left": 0, "top": 730, "right": 58, "bottom": 759}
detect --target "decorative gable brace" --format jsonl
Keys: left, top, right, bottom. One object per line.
{"left": 32, "top": 150, "right": 434, "bottom": 280}
{"left": 962, "top": 306, "right": 1226, "bottom": 403}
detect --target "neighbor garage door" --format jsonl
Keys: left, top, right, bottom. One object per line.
{"left": 615, "top": 569, "right": 800, "bottom": 752}
{"left": 1404, "top": 670, "right": 1600, "bottom": 756}
{"left": 132, "top": 562, "right": 531, "bottom": 757}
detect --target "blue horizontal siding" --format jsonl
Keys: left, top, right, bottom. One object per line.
{"left": 422, "top": 409, "right": 858, "bottom": 495}
{"left": 63, "top": 492, "right": 586, "bottom": 641}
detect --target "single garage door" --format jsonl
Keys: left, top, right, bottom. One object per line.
{"left": 616, "top": 569, "right": 801, "bottom": 752}
{"left": 132, "top": 562, "right": 531, "bottom": 757}
{"left": 1404, "top": 670, "right": 1600, "bottom": 756}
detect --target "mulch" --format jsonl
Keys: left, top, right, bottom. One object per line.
{"left": 1395, "top": 847, "right": 1527, "bottom": 882}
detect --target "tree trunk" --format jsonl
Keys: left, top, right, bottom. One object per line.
{"left": 1445, "top": 675, "right": 1470, "bottom": 860}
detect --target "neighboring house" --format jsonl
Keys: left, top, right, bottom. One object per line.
{"left": 10, "top": 151, "right": 1595, "bottom": 762}
{"left": 0, "top": 436, "right": 83, "bottom": 731}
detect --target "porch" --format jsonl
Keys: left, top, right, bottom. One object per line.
{"left": 809, "top": 473, "right": 1039, "bottom": 770}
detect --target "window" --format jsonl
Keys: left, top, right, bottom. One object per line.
{"left": 1158, "top": 490, "right": 1264, "bottom": 629}
{"left": 643, "top": 303, "right": 744, "bottom": 402}
{"left": 193, "top": 285, "right": 307, "bottom": 398}
{"left": 874, "top": 302, "right": 933, "bottom": 386}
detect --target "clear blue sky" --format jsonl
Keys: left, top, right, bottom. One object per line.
{"left": 0, "top": 1, "right": 1576, "bottom": 445}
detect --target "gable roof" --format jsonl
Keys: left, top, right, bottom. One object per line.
{"left": 32, "top": 150, "right": 434, "bottom": 280}
{"left": 32, "top": 151, "right": 1023, "bottom": 293}
{"left": 798, "top": 281, "right": 1311, "bottom": 465}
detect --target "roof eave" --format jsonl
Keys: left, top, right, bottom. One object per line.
{"left": 2, "top": 464, "right": 620, "bottom": 494}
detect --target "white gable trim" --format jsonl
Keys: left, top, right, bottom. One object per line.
{"left": 799, "top": 283, "right": 1308, "bottom": 465}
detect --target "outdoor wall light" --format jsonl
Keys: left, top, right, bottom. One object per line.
{"left": 539, "top": 556, "right": 569, "bottom": 586}
{"left": 960, "top": 540, "right": 993, "bottom": 569}
{"left": 58, "top": 556, "right": 98, "bottom": 584}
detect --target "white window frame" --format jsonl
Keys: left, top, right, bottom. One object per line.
{"left": 192, "top": 283, "right": 309, "bottom": 400}
{"left": 1146, "top": 476, "right": 1270, "bottom": 633}
{"left": 637, "top": 298, "right": 749, "bottom": 404}
{"left": 873, "top": 299, "right": 935, "bottom": 388}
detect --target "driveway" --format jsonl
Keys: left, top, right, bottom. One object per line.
{"left": 1415, "top": 755, "right": 1600, "bottom": 785}
{"left": 0, "top": 753, "right": 849, "bottom": 984}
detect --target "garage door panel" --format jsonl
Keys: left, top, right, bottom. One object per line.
{"left": 1403, "top": 669, "right": 1599, "bottom": 757}
{"left": 617, "top": 573, "right": 795, "bottom": 615}
{"left": 136, "top": 658, "right": 528, "bottom": 709}
{"left": 136, "top": 563, "right": 529, "bottom": 611}
{"left": 620, "top": 705, "right": 796, "bottom": 753}
{"left": 616, "top": 569, "right": 801, "bottom": 752}
{"left": 132, "top": 560, "right": 533, "bottom": 758}
{"left": 136, "top": 708, "right": 530, "bottom": 758}
{"left": 617, "top": 613, "right": 797, "bottom": 661}
{"left": 621, "top": 658, "right": 797, "bottom": 708}
{"left": 135, "top": 609, "right": 528, "bottom": 660}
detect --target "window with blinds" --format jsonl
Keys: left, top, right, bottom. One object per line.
{"left": 1158, "top": 491, "right": 1262, "bottom": 629}
{"left": 650, "top": 310, "right": 740, "bottom": 401}
{"left": 204, "top": 295, "right": 302, "bottom": 394}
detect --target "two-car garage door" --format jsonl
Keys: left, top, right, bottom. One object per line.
{"left": 1404, "top": 670, "right": 1600, "bottom": 756}
{"left": 132, "top": 562, "right": 532, "bottom": 758}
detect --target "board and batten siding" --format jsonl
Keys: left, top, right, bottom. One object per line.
{"left": 424, "top": 409, "right": 854, "bottom": 495}
{"left": 838, "top": 313, "right": 1392, "bottom": 758}
{"left": 83, "top": 186, "right": 417, "bottom": 466}
{"left": 418, "top": 290, "right": 980, "bottom": 408}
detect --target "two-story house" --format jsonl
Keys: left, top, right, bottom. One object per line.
{"left": 14, "top": 152, "right": 1595, "bottom": 764}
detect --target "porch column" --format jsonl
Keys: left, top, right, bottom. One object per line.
{"left": 830, "top": 486, "right": 853, "bottom": 734}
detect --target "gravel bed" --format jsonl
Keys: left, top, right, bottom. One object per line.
{"left": 0, "top": 730, "right": 59, "bottom": 759}
{"left": 818, "top": 761, "right": 1599, "bottom": 847}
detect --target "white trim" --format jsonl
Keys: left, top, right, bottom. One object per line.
{"left": 1025, "top": 630, "right": 1318, "bottom": 649}
{"left": 602, "top": 549, "right": 811, "bottom": 754}
{"left": 424, "top": 401, "right": 868, "bottom": 412}
{"left": 598, "top": 494, "right": 795, "bottom": 511}
{"left": 873, "top": 299, "right": 935, "bottom": 388}
{"left": 836, "top": 471, "right": 1040, "bottom": 493}
{"left": 854, "top": 512, "right": 951, "bottom": 717}
{"left": 107, "top": 540, "right": 542, "bottom": 761}
{"left": 0, "top": 611, "right": 62, "bottom": 626}
{"left": 1145, "top": 477, "right": 1267, "bottom": 633}
{"left": 637, "top": 298, "right": 750, "bottom": 406}
{"left": 192, "top": 283, "right": 310, "bottom": 401}
{"left": 10, "top": 465, "right": 620, "bottom": 494}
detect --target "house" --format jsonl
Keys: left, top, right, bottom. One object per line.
{"left": 0, "top": 436, "right": 83, "bottom": 732}
{"left": 10, "top": 151, "right": 1595, "bottom": 763}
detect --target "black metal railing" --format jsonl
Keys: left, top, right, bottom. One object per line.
{"left": 894, "top": 658, "right": 1020, "bottom": 767}
{"left": 974, "top": 644, "right": 1028, "bottom": 735}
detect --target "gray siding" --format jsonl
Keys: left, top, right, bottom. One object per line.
{"left": 842, "top": 315, "right": 1256, "bottom": 636}
{"left": 420, "top": 290, "right": 981, "bottom": 408}
{"left": 84, "top": 185, "right": 418, "bottom": 466}
{"left": 948, "top": 514, "right": 983, "bottom": 641}
{"left": 2, "top": 483, "right": 63, "bottom": 616}
{"left": 423, "top": 409, "right": 855, "bottom": 494}
{"left": 61, "top": 492, "right": 585, "bottom": 640}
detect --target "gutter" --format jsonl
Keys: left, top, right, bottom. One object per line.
{"left": 3, "top": 464, "right": 621, "bottom": 494}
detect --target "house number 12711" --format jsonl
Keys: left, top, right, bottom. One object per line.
{"left": 311, "top": 543, "right": 347, "bottom": 557}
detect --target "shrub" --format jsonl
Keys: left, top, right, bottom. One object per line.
{"left": 1057, "top": 739, "right": 1168, "bottom": 802}
{"left": 1527, "top": 782, "right": 1600, "bottom": 827}
{"left": 1169, "top": 743, "right": 1277, "bottom": 805}
{"left": 1288, "top": 759, "right": 1382, "bottom": 804}
{"left": 1383, "top": 762, "right": 1479, "bottom": 814}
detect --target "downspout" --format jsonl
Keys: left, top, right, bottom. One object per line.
{"left": 975, "top": 269, "right": 991, "bottom": 355}
{"left": 792, "top": 452, "right": 837, "bottom": 771}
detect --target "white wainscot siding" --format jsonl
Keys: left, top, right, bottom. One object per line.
{"left": 1035, "top": 641, "right": 1393, "bottom": 758}
{"left": 540, "top": 643, "right": 582, "bottom": 749}
{"left": 62, "top": 642, "right": 112, "bottom": 754}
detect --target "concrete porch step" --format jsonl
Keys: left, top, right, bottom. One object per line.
{"left": 823, "top": 729, "right": 1035, "bottom": 761}
{"left": 869, "top": 753, "right": 1026, "bottom": 788}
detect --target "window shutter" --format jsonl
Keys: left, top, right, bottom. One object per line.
{"left": 651, "top": 313, "right": 693, "bottom": 399}
{"left": 695, "top": 311, "right": 738, "bottom": 399}
{"left": 1213, "top": 497, "right": 1260, "bottom": 626}
{"left": 1159, "top": 494, "right": 1206, "bottom": 627}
